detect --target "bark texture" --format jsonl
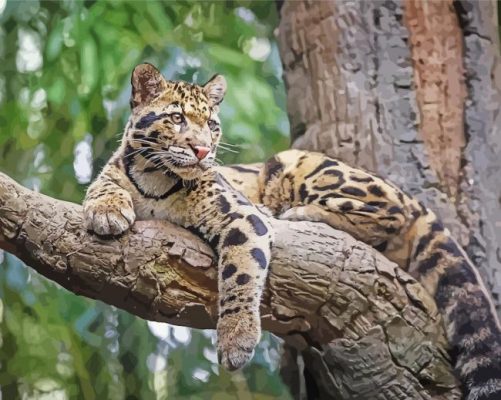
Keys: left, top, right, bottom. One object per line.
{"left": 278, "top": 0, "right": 501, "bottom": 312}
{"left": 0, "top": 171, "right": 461, "bottom": 399}
{"left": 276, "top": 0, "right": 501, "bottom": 398}
{"left": 405, "top": 0, "right": 466, "bottom": 197}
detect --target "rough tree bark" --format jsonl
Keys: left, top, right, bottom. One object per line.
{"left": 0, "top": 169, "right": 461, "bottom": 400}
{"left": 277, "top": 0, "right": 501, "bottom": 398}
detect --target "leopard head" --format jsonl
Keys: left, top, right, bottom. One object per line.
{"left": 125, "top": 63, "right": 226, "bottom": 181}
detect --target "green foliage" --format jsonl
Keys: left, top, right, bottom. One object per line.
{"left": 0, "top": 0, "right": 291, "bottom": 398}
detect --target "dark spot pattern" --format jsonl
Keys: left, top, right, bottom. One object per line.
{"left": 296, "top": 154, "right": 307, "bottom": 168}
{"left": 220, "top": 306, "right": 241, "bottom": 318}
{"left": 436, "top": 261, "right": 478, "bottom": 296}
{"left": 227, "top": 212, "right": 244, "bottom": 221}
{"left": 135, "top": 112, "right": 168, "bottom": 129}
{"left": 246, "top": 214, "right": 268, "bottom": 236}
{"left": 350, "top": 175, "right": 373, "bottom": 183}
{"left": 359, "top": 205, "right": 378, "bottom": 213}
{"left": 417, "top": 252, "right": 442, "bottom": 275}
{"left": 368, "top": 201, "right": 387, "bottom": 207}
{"left": 341, "top": 186, "right": 367, "bottom": 197}
{"left": 368, "top": 185, "right": 386, "bottom": 197}
{"left": 223, "top": 228, "right": 248, "bottom": 246}
{"left": 339, "top": 201, "right": 354, "bottom": 212}
{"left": 264, "top": 156, "right": 284, "bottom": 182}
{"left": 313, "top": 169, "right": 345, "bottom": 191}
{"left": 318, "top": 192, "right": 344, "bottom": 206}
{"left": 132, "top": 132, "right": 145, "bottom": 141}
{"left": 228, "top": 165, "right": 259, "bottom": 174}
{"left": 431, "top": 222, "right": 444, "bottom": 232}
{"left": 209, "top": 234, "right": 220, "bottom": 251}
{"left": 379, "top": 215, "right": 399, "bottom": 221}
{"left": 150, "top": 130, "right": 161, "bottom": 139}
{"left": 304, "top": 159, "right": 339, "bottom": 180}
{"left": 437, "top": 240, "right": 463, "bottom": 257}
{"left": 299, "top": 183, "right": 309, "bottom": 202}
{"left": 414, "top": 232, "right": 434, "bottom": 258}
{"left": 468, "top": 363, "right": 501, "bottom": 388}
{"left": 307, "top": 194, "right": 319, "bottom": 202}
{"left": 411, "top": 210, "right": 421, "bottom": 219}
{"left": 236, "top": 273, "right": 251, "bottom": 285}
{"left": 218, "top": 195, "right": 231, "bottom": 213}
{"left": 251, "top": 248, "right": 267, "bottom": 269}
{"left": 222, "top": 264, "right": 237, "bottom": 280}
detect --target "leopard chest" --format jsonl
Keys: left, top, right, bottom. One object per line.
{"left": 131, "top": 193, "right": 185, "bottom": 225}
{"left": 132, "top": 197, "right": 170, "bottom": 220}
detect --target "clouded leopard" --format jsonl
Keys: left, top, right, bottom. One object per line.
{"left": 84, "top": 64, "right": 500, "bottom": 399}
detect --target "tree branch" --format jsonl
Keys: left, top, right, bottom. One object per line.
{"left": 0, "top": 172, "right": 461, "bottom": 399}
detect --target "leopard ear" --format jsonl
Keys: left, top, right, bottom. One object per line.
{"left": 203, "top": 74, "right": 227, "bottom": 106}
{"left": 130, "top": 63, "right": 167, "bottom": 109}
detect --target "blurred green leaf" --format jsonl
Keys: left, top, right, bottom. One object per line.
{"left": 79, "top": 34, "right": 99, "bottom": 96}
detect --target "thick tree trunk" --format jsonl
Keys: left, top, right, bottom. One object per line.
{"left": 0, "top": 170, "right": 461, "bottom": 399}
{"left": 277, "top": 0, "right": 501, "bottom": 398}
{"left": 278, "top": 0, "right": 501, "bottom": 309}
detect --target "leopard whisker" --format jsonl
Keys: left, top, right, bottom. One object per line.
{"left": 217, "top": 146, "right": 239, "bottom": 154}
{"left": 218, "top": 141, "right": 242, "bottom": 148}
{"left": 123, "top": 147, "right": 149, "bottom": 159}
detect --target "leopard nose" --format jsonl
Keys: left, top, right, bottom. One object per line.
{"left": 192, "top": 145, "right": 211, "bottom": 160}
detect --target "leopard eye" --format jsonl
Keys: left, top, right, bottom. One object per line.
{"left": 170, "top": 112, "right": 185, "bottom": 125}
{"left": 208, "top": 119, "right": 219, "bottom": 131}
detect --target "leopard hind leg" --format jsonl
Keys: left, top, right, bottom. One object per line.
{"left": 279, "top": 198, "right": 404, "bottom": 248}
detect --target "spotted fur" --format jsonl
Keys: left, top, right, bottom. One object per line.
{"left": 84, "top": 64, "right": 273, "bottom": 371}
{"left": 220, "top": 149, "right": 501, "bottom": 400}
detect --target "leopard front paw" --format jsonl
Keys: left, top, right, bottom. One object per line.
{"left": 216, "top": 314, "right": 261, "bottom": 371}
{"left": 83, "top": 195, "right": 135, "bottom": 236}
